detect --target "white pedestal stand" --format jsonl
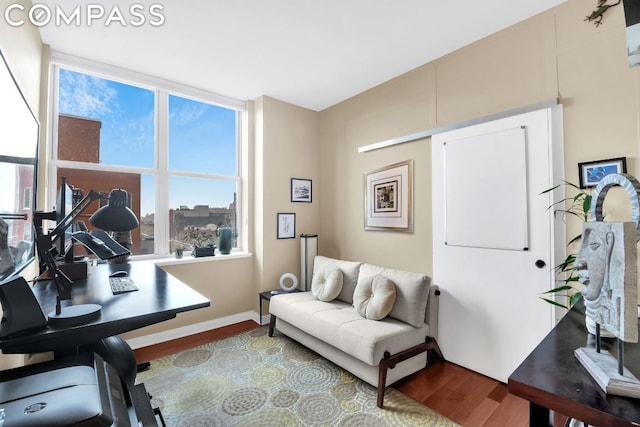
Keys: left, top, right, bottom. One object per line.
{"left": 300, "top": 234, "right": 317, "bottom": 291}
{"left": 575, "top": 347, "right": 640, "bottom": 398}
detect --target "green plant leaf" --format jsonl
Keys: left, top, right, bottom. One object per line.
{"left": 540, "top": 184, "right": 561, "bottom": 195}
{"left": 540, "top": 180, "right": 591, "bottom": 310}
{"left": 569, "top": 292, "right": 583, "bottom": 307}
{"left": 582, "top": 195, "right": 591, "bottom": 218}
{"left": 567, "top": 234, "right": 582, "bottom": 246}
{"left": 541, "top": 285, "right": 574, "bottom": 294}
{"left": 564, "top": 180, "right": 582, "bottom": 191}
{"left": 555, "top": 254, "right": 576, "bottom": 272}
{"left": 539, "top": 297, "right": 569, "bottom": 309}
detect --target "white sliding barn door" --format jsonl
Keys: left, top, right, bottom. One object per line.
{"left": 431, "top": 106, "right": 563, "bottom": 382}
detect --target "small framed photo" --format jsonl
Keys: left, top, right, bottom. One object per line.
{"left": 364, "top": 160, "right": 413, "bottom": 232}
{"left": 277, "top": 213, "right": 296, "bottom": 239}
{"left": 578, "top": 157, "right": 627, "bottom": 188}
{"left": 291, "top": 178, "right": 312, "bottom": 202}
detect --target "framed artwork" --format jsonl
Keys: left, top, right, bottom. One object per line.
{"left": 364, "top": 160, "right": 413, "bottom": 232}
{"left": 291, "top": 178, "right": 312, "bottom": 202}
{"left": 277, "top": 213, "right": 296, "bottom": 239}
{"left": 578, "top": 157, "right": 627, "bottom": 188}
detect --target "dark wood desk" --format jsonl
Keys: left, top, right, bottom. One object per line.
{"left": 508, "top": 301, "right": 640, "bottom": 427}
{"left": 0, "top": 260, "right": 210, "bottom": 354}
{"left": 0, "top": 260, "right": 209, "bottom": 426}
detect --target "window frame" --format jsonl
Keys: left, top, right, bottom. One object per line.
{"left": 49, "top": 51, "right": 246, "bottom": 258}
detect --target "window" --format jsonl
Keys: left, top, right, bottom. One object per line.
{"left": 23, "top": 187, "right": 31, "bottom": 210}
{"left": 50, "top": 57, "right": 244, "bottom": 258}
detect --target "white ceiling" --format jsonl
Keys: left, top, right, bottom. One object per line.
{"left": 38, "top": 0, "right": 568, "bottom": 111}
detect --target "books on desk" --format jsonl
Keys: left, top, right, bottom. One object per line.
{"left": 72, "top": 230, "right": 130, "bottom": 260}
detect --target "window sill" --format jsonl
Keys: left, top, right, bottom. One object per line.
{"left": 154, "top": 251, "right": 253, "bottom": 267}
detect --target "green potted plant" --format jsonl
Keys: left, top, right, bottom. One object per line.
{"left": 182, "top": 226, "right": 216, "bottom": 257}
{"left": 540, "top": 181, "right": 591, "bottom": 309}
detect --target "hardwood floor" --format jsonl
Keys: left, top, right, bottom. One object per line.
{"left": 394, "top": 362, "right": 529, "bottom": 426}
{"left": 133, "top": 321, "right": 530, "bottom": 426}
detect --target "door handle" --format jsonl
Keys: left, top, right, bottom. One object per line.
{"left": 535, "top": 259, "right": 546, "bottom": 269}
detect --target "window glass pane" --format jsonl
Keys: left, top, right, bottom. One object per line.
{"left": 0, "top": 161, "right": 34, "bottom": 250}
{"left": 56, "top": 169, "right": 153, "bottom": 257}
{"left": 58, "top": 68, "right": 154, "bottom": 168}
{"left": 169, "top": 176, "right": 237, "bottom": 252}
{"left": 54, "top": 62, "right": 242, "bottom": 258}
{"left": 139, "top": 174, "right": 155, "bottom": 255}
{"left": 168, "top": 95, "right": 236, "bottom": 175}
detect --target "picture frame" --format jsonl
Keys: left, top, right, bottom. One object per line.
{"left": 291, "top": 178, "right": 312, "bottom": 203}
{"left": 578, "top": 157, "right": 627, "bottom": 188}
{"left": 277, "top": 213, "right": 296, "bottom": 239}
{"left": 364, "top": 159, "right": 413, "bottom": 232}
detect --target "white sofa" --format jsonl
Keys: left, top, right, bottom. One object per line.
{"left": 268, "top": 255, "right": 443, "bottom": 408}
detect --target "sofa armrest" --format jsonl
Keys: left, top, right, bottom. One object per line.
{"left": 425, "top": 284, "right": 440, "bottom": 340}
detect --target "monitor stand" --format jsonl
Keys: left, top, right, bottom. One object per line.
{"left": 48, "top": 303, "right": 102, "bottom": 327}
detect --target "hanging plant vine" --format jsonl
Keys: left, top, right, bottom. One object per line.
{"left": 585, "top": 0, "right": 621, "bottom": 27}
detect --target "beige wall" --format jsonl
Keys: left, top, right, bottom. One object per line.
{"left": 0, "top": 0, "right": 41, "bottom": 114}
{"left": 123, "top": 257, "right": 256, "bottom": 339}
{"left": 318, "top": 0, "right": 640, "bottom": 277}
{"left": 253, "top": 96, "right": 320, "bottom": 292}
{"left": 0, "top": 0, "right": 45, "bottom": 210}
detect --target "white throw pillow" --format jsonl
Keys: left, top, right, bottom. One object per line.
{"left": 312, "top": 256, "right": 362, "bottom": 304}
{"left": 353, "top": 274, "right": 397, "bottom": 320}
{"left": 311, "top": 263, "right": 344, "bottom": 301}
{"left": 359, "top": 263, "right": 430, "bottom": 327}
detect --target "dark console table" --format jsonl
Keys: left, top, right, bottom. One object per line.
{"left": 508, "top": 301, "right": 640, "bottom": 427}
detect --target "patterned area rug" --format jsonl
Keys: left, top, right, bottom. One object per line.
{"left": 137, "top": 327, "right": 459, "bottom": 426}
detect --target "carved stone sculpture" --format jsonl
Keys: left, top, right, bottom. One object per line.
{"left": 574, "top": 173, "right": 640, "bottom": 398}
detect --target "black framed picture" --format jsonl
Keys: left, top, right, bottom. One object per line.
{"left": 277, "top": 213, "right": 296, "bottom": 239}
{"left": 578, "top": 157, "right": 627, "bottom": 188}
{"left": 291, "top": 178, "right": 312, "bottom": 203}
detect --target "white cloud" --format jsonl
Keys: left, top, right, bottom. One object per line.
{"left": 58, "top": 70, "right": 116, "bottom": 119}
{"left": 170, "top": 101, "right": 207, "bottom": 127}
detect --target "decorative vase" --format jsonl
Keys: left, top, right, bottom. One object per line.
{"left": 218, "top": 227, "right": 233, "bottom": 255}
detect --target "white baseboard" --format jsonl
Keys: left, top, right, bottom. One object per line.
{"left": 126, "top": 310, "right": 260, "bottom": 349}
{"left": 261, "top": 314, "right": 270, "bottom": 326}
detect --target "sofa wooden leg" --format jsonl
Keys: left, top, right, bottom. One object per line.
{"left": 377, "top": 358, "right": 390, "bottom": 408}
{"left": 377, "top": 338, "right": 444, "bottom": 408}
{"left": 268, "top": 315, "right": 276, "bottom": 337}
{"left": 426, "top": 337, "right": 444, "bottom": 362}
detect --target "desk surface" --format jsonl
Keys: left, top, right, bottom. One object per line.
{"left": 508, "top": 301, "right": 640, "bottom": 427}
{"left": 0, "top": 261, "right": 210, "bottom": 354}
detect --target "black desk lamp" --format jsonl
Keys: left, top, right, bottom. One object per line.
{"left": 89, "top": 189, "right": 139, "bottom": 263}
{"left": 89, "top": 189, "right": 139, "bottom": 232}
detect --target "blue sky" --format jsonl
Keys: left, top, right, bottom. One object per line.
{"left": 58, "top": 69, "right": 237, "bottom": 216}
